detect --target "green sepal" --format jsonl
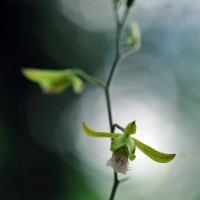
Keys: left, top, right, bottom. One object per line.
{"left": 133, "top": 138, "right": 176, "bottom": 163}
{"left": 111, "top": 134, "right": 127, "bottom": 151}
{"left": 124, "top": 22, "right": 140, "bottom": 46}
{"left": 82, "top": 122, "right": 121, "bottom": 138}
{"left": 22, "top": 68, "right": 84, "bottom": 94}
{"left": 124, "top": 121, "right": 136, "bottom": 135}
{"left": 129, "top": 152, "right": 136, "bottom": 161}
{"left": 126, "top": 136, "right": 136, "bottom": 160}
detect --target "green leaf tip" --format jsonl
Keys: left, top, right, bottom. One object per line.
{"left": 22, "top": 68, "right": 84, "bottom": 94}
{"left": 124, "top": 121, "right": 136, "bottom": 135}
{"left": 133, "top": 138, "right": 176, "bottom": 163}
{"left": 81, "top": 122, "right": 121, "bottom": 138}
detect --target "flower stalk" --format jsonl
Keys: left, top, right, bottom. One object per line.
{"left": 104, "top": 2, "right": 134, "bottom": 200}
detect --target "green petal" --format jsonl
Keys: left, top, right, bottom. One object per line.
{"left": 82, "top": 122, "right": 121, "bottom": 138}
{"left": 111, "top": 134, "right": 127, "bottom": 151}
{"left": 22, "top": 68, "right": 71, "bottom": 81}
{"left": 124, "top": 121, "right": 136, "bottom": 135}
{"left": 126, "top": 136, "right": 136, "bottom": 160}
{"left": 133, "top": 138, "right": 176, "bottom": 163}
{"left": 39, "top": 80, "right": 71, "bottom": 94}
{"left": 129, "top": 152, "right": 136, "bottom": 161}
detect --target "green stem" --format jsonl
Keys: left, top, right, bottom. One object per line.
{"left": 113, "top": 4, "right": 120, "bottom": 26}
{"left": 106, "top": 25, "right": 121, "bottom": 88}
{"left": 121, "top": 41, "right": 141, "bottom": 60}
{"left": 105, "top": 88, "right": 114, "bottom": 132}
{"left": 106, "top": 6, "right": 129, "bottom": 88}
{"left": 105, "top": 4, "right": 130, "bottom": 200}
{"left": 121, "top": 7, "right": 130, "bottom": 28}
{"left": 109, "top": 172, "right": 120, "bottom": 200}
{"left": 73, "top": 69, "right": 105, "bottom": 89}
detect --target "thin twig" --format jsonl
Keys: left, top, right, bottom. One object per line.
{"left": 113, "top": 124, "right": 124, "bottom": 132}
{"left": 109, "top": 172, "right": 119, "bottom": 200}
{"left": 73, "top": 69, "right": 106, "bottom": 89}
{"left": 121, "top": 7, "right": 130, "bottom": 28}
{"left": 106, "top": 26, "right": 121, "bottom": 88}
{"left": 121, "top": 42, "right": 141, "bottom": 60}
{"left": 105, "top": 3, "right": 122, "bottom": 200}
{"left": 105, "top": 88, "right": 113, "bottom": 132}
{"left": 104, "top": 2, "right": 132, "bottom": 199}
{"left": 113, "top": 4, "right": 120, "bottom": 26}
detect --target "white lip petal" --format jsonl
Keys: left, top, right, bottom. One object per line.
{"left": 107, "top": 154, "right": 129, "bottom": 175}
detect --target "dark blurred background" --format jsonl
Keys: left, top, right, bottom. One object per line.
{"left": 1, "top": 0, "right": 200, "bottom": 200}
{"left": 0, "top": 0, "right": 104, "bottom": 199}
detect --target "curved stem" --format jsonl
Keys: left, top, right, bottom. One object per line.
{"left": 121, "top": 7, "right": 130, "bottom": 28}
{"left": 121, "top": 41, "right": 141, "bottom": 60}
{"left": 105, "top": 3, "right": 130, "bottom": 200}
{"left": 106, "top": 6, "right": 129, "bottom": 88}
{"left": 102, "top": 2, "right": 131, "bottom": 199}
{"left": 73, "top": 69, "right": 106, "bottom": 89}
{"left": 113, "top": 4, "right": 120, "bottom": 26}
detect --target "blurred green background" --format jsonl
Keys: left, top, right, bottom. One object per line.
{"left": 1, "top": 0, "right": 200, "bottom": 200}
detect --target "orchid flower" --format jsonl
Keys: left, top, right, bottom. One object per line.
{"left": 22, "top": 68, "right": 84, "bottom": 94}
{"left": 82, "top": 121, "right": 175, "bottom": 175}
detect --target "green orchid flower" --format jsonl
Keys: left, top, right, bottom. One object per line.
{"left": 82, "top": 121, "right": 176, "bottom": 175}
{"left": 22, "top": 68, "right": 105, "bottom": 94}
{"left": 22, "top": 68, "right": 84, "bottom": 94}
